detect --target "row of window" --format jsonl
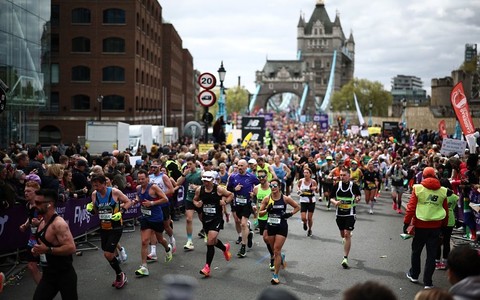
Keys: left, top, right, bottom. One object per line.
{"left": 50, "top": 93, "right": 125, "bottom": 111}
{"left": 50, "top": 65, "right": 125, "bottom": 83}
{"left": 71, "top": 8, "right": 126, "bottom": 24}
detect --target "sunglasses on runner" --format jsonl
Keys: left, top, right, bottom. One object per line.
{"left": 269, "top": 183, "right": 279, "bottom": 188}
{"left": 258, "top": 175, "right": 266, "bottom": 179}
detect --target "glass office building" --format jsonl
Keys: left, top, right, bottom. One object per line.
{"left": 0, "top": 0, "right": 50, "bottom": 148}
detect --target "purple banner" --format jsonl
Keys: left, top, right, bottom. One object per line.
{"left": 0, "top": 192, "right": 141, "bottom": 254}
{"left": 314, "top": 113, "right": 329, "bottom": 132}
{"left": 257, "top": 113, "right": 273, "bottom": 121}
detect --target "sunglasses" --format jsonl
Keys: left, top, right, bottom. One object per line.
{"left": 258, "top": 175, "right": 266, "bottom": 179}
{"left": 269, "top": 183, "right": 279, "bottom": 188}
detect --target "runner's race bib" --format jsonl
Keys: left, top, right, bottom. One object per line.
{"left": 268, "top": 214, "right": 281, "bottom": 225}
{"left": 235, "top": 195, "right": 247, "bottom": 205}
{"left": 141, "top": 207, "right": 152, "bottom": 216}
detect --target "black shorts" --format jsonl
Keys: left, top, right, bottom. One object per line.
{"left": 300, "top": 202, "right": 316, "bottom": 213}
{"left": 161, "top": 205, "right": 171, "bottom": 220}
{"left": 139, "top": 218, "right": 165, "bottom": 233}
{"left": 185, "top": 200, "right": 203, "bottom": 214}
{"left": 203, "top": 218, "right": 224, "bottom": 232}
{"left": 100, "top": 229, "right": 123, "bottom": 253}
{"left": 258, "top": 219, "right": 268, "bottom": 235}
{"left": 267, "top": 224, "right": 288, "bottom": 237}
{"left": 235, "top": 205, "right": 252, "bottom": 219}
{"left": 335, "top": 216, "right": 356, "bottom": 231}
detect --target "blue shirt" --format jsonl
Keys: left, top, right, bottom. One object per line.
{"left": 227, "top": 172, "right": 259, "bottom": 205}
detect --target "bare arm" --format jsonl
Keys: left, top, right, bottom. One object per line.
{"left": 152, "top": 185, "right": 168, "bottom": 205}
{"left": 258, "top": 195, "right": 270, "bottom": 217}
{"left": 217, "top": 186, "right": 233, "bottom": 204}
{"left": 284, "top": 195, "right": 300, "bottom": 215}
{"left": 162, "top": 174, "right": 175, "bottom": 196}
{"left": 52, "top": 219, "right": 76, "bottom": 255}
{"left": 192, "top": 186, "right": 202, "bottom": 208}
{"left": 113, "top": 188, "right": 133, "bottom": 210}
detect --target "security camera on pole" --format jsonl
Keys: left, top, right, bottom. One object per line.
{"left": 197, "top": 72, "right": 217, "bottom": 142}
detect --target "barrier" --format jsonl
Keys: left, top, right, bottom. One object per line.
{"left": 0, "top": 192, "right": 142, "bottom": 254}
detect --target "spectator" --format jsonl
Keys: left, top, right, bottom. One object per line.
{"left": 342, "top": 281, "right": 397, "bottom": 300}
{"left": 0, "top": 164, "right": 16, "bottom": 210}
{"left": 43, "top": 149, "right": 55, "bottom": 165}
{"left": 24, "top": 147, "right": 45, "bottom": 180}
{"left": 43, "top": 164, "right": 69, "bottom": 202}
{"left": 72, "top": 159, "right": 91, "bottom": 193}
{"left": 414, "top": 288, "right": 453, "bottom": 300}
{"left": 447, "top": 245, "right": 480, "bottom": 300}
{"left": 111, "top": 163, "right": 127, "bottom": 190}
{"left": 51, "top": 145, "right": 61, "bottom": 163}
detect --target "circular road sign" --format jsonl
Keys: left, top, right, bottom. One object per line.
{"left": 198, "top": 72, "right": 217, "bottom": 90}
{"left": 197, "top": 90, "right": 216, "bottom": 107}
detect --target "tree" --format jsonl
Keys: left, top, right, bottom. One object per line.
{"left": 211, "top": 85, "right": 249, "bottom": 120}
{"left": 331, "top": 78, "right": 392, "bottom": 117}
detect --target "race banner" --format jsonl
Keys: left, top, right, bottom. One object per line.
{"left": 241, "top": 116, "right": 265, "bottom": 145}
{"left": 438, "top": 120, "right": 448, "bottom": 139}
{"left": 450, "top": 82, "right": 475, "bottom": 136}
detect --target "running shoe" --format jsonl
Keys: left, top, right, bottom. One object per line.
{"left": 281, "top": 253, "right": 287, "bottom": 269}
{"left": 146, "top": 254, "right": 158, "bottom": 262}
{"left": 385, "top": 187, "right": 389, "bottom": 191}
{"left": 235, "top": 236, "right": 242, "bottom": 244}
{"left": 225, "top": 212, "right": 230, "bottom": 223}
{"left": 200, "top": 264, "right": 210, "bottom": 277}
{"left": 237, "top": 246, "right": 246, "bottom": 258}
{"left": 271, "top": 273, "right": 279, "bottom": 285}
{"left": 406, "top": 271, "right": 419, "bottom": 283}
{"left": 119, "top": 247, "right": 128, "bottom": 263}
{"left": 341, "top": 258, "right": 349, "bottom": 269}
{"left": 184, "top": 240, "right": 194, "bottom": 251}
{"left": 397, "top": 208, "right": 402, "bottom": 214}
{"left": 424, "top": 286, "right": 434, "bottom": 289}
{"left": 392, "top": 203, "right": 397, "bottom": 210}
{"left": 0, "top": 272, "right": 4, "bottom": 293}
{"left": 115, "top": 272, "right": 127, "bottom": 289}
{"left": 223, "top": 243, "right": 232, "bottom": 261}
{"left": 307, "top": 229, "right": 312, "bottom": 237}
{"left": 165, "top": 244, "right": 173, "bottom": 262}
{"left": 171, "top": 236, "right": 177, "bottom": 254}
{"left": 198, "top": 229, "right": 206, "bottom": 239}
{"left": 303, "top": 222, "right": 307, "bottom": 231}
{"left": 435, "top": 261, "right": 442, "bottom": 270}
{"left": 369, "top": 209, "right": 373, "bottom": 215}
{"left": 269, "top": 262, "right": 275, "bottom": 271}
{"left": 247, "top": 230, "right": 254, "bottom": 248}
{"left": 135, "top": 265, "right": 149, "bottom": 277}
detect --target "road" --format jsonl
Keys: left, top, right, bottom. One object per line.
{"left": 1, "top": 189, "right": 451, "bottom": 300}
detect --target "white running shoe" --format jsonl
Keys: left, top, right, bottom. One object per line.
{"left": 170, "top": 236, "right": 177, "bottom": 253}
{"left": 119, "top": 247, "right": 128, "bottom": 262}
{"left": 165, "top": 244, "right": 173, "bottom": 262}
{"left": 184, "top": 240, "right": 194, "bottom": 251}
{"left": 135, "top": 265, "right": 149, "bottom": 276}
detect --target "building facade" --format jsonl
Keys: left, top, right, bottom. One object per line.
{"left": 0, "top": 0, "right": 51, "bottom": 147}
{"left": 39, "top": 0, "right": 195, "bottom": 145}
{"left": 391, "top": 74, "right": 427, "bottom": 104}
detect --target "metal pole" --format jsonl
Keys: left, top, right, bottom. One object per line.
{"left": 204, "top": 106, "right": 209, "bottom": 143}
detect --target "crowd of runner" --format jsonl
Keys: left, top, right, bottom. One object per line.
{"left": 1, "top": 113, "right": 480, "bottom": 299}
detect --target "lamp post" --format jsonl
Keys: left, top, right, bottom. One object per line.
{"left": 402, "top": 98, "right": 407, "bottom": 128}
{"left": 217, "top": 61, "right": 226, "bottom": 121}
{"left": 368, "top": 101, "right": 373, "bottom": 127}
{"left": 97, "top": 95, "right": 103, "bottom": 121}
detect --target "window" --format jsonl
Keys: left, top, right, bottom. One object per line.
{"left": 72, "top": 8, "right": 91, "bottom": 24}
{"left": 103, "top": 66, "right": 125, "bottom": 81}
{"left": 72, "top": 94, "right": 90, "bottom": 110}
{"left": 51, "top": 34, "right": 59, "bottom": 53}
{"left": 72, "top": 37, "right": 90, "bottom": 52}
{"left": 103, "top": 9, "right": 126, "bottom": 24}
{"left": 51, "top": 64, "right": 59, "bottom": 84}
{"left": 103, "top": 95, "right": 125, "bottom": 110}
{"left": 50, "top": 92, "right": 59, "bottom": 111}
{"left": 72, "top": 66, "right": 90, "bottom": 81}
{"left": 51, "top": 5, "right": 60, "bottom": 26}
{"left": 103, "top": 37, "right": 125, "bottom": 53}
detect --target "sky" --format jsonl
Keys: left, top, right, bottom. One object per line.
{"left": 160, "top": 0, "right": 480, "bottom": 94}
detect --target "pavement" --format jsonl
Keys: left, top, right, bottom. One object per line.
{"left": 1, "top": 187, "right": 451, "bottom": 300}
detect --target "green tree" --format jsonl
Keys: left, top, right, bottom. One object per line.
{"left": 211, "top": 85, "right": 249, "bottom": 119}
{"left": 331, "top": 78, "right": 392, "bottom": 117}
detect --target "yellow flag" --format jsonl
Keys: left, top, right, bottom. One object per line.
{"left": 241, "top": 132, "right": 253, "bottom": 148}
{"left": 226, "top": 132, "right": 233, "bottom": 145}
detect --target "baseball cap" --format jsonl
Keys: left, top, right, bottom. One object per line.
{"left": 25, "top": 173, "right": 42, "bottom": 184}
{"left": 422, "top": 167, "right": 436, "bottom": 178}
{"left": 201, "top": 171, "right": 215, "bottom": 182}
{"left": 248, "top": 158, "right": 257, "bottom": 164}
{"left": 326, "top": 156, "right": 333, "bottom": 160}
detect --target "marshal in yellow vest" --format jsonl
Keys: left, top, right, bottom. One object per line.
{"left": 413, "top": 184, "right": 447, "bottom": 222}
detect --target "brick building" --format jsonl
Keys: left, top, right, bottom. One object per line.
{"left": 39, "top": 0, "right": 195, "bottom": 145}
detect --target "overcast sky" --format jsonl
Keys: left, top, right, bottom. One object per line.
{"left": 161, "top": 0, "right": 480, "bottom": 94}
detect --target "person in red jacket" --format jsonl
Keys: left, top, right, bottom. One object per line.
{"left": 403, "top": 166, "right": 449, "bottom": 289}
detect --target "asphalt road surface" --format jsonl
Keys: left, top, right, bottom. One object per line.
{"left": 1, "top": 188, "right": 451, "bottom": 300}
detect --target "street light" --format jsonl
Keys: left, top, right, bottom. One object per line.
{"left": 402, "top": 98, "right": 407, "bottom": 128}
{"left": 217, "top": 61, "right": 227, "bottom": 121}
{"left": 368, "top": 101, "right": 373, "bottom": 127}
{"left": 97, "top": 95, "right": 103, "bottom": 121}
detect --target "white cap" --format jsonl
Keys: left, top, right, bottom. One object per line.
{"left": 248, "top": 158, "right": 257, "bottom": 164}
{"left": 201, "top": 171, "right": 215, "bottom": 181}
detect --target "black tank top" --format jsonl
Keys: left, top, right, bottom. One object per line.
{"left": 199, "top": 184, "right": 222, "bottom": 221}
{"left": 36, "top": 214, "right": 73, "bottom": 272}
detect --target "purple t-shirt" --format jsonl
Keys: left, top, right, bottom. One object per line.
{"left": 227, "top": 172, "right": 260, "bottom": 205}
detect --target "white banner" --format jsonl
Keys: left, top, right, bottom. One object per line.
{"left": 354, "top": 93, "right": 365, "bottom": 126}
{"left": 440, "top": 138, "right": 467, "bottom": 157}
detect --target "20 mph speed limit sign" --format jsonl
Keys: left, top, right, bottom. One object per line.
{"left": 197, "top": 90, "right": 216, "bottom": 107}
{"left": 198, "top": 72, "right": 217, "bottom": 90}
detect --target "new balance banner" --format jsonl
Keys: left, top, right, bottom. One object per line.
{"left": 241, "top": 117, "right": 265, "bottom": 144}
